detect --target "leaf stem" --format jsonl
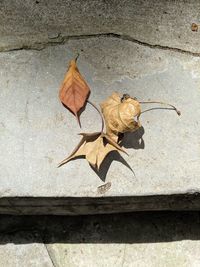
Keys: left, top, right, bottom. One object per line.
{"left": 75, "top": 53, "right": 80, "bottom": 62}
{"left": 139, "top": 100, "right": 181, "bottom": 116}
{"left": 87, "top": 100, "right": 104, "bottom": 133}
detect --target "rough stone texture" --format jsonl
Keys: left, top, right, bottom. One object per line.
{"left": 1, "top": 0, "right": 200, "bottom": 54}
{"left": 0, "top": 212, "right": 200, "bottom": 266}
{"left": 0, "top": 232, "right": 53, "bottom": 267}
{"left": 48, "top": 241, "right": 200, "bottom": 267}
{"left": 0, "top": 35, "right": 200, "bottom": 214}
{"left": 1, "top": 1, "right": 200, "bottom": 266}
{"left": 0, "top": 0, "right": 200, "bottom": 214}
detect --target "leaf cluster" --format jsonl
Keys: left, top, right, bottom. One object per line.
{"left": 58, "top": 58, "right": 180, "bottom": 171}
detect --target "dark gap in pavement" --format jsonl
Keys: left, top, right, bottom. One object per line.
{"left": 0, "top": 211, "right": 199, "bottom": 245}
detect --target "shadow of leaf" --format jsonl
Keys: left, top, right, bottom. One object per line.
{"left": 91, "top": 150, "right": 135, "bottom": 182}
{"left": 120, "top": 126, "right": 145, "bottom": 150}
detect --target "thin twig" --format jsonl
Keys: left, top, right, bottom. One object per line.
{"left": 141, "top": 107, "right": 176, "bottom": 114}
{"left": 87, "top": 100, "right": 104, "bottom": 133}
{"left": 139, "top": 100, "right": 181, "bottom": 116}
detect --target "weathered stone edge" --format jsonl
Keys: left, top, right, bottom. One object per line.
{"left": 0, "top": 193, "right": 200, "bottom": 215}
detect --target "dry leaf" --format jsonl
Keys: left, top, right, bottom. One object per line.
{"left": 58, "top": 132, "right": 127, "bottom": 170}
{"left": 191, "top": 23, "right": 198, "bottom": 32}
{"left": 59, "top": 59, "right": 90, "bottom": 126}
{"left": 97, "top": 182, "right": 112, "bottom": 194}
{"left": 101, "top": 92, "right": 141, "bottom": 141}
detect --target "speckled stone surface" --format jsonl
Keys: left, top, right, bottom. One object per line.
{"left": 0, "top": 38, "right": 199, "bottom": 213}
{"left": 1, "top": 0, "right": 200, "bottom": 54}
{"left": 0, "top": 1, "right": 200, "bottom": 214}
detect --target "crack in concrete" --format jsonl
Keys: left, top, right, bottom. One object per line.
{"left": 1, "top": 228, "right": 57, "bottom": 267}
{"left": 0, "top": 32, "right": 200, "bottom": 57}
{"left": 43, "top": 243, "right": 57, "bottom": 267}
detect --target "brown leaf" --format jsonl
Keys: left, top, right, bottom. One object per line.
{"left": 191, "top": 23, "right": 198, "bottom": 32}
{"left": 59, "top": 59, "right": 90, "bottom": 126}
{"left": 97, "top": 182, "right": 112, "bottom": 194}
{"left": 100, "top": 92, "right": 141, "bottom": 141}
{"left": 58, "top": 132, "right": 127, "bottom": 170}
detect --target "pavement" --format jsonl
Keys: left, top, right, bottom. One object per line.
{"left": 0, "top": 7, "right": 200, "bottom": 213}
{"left": 0, "top": 0, "right": 200, "bottom": 265}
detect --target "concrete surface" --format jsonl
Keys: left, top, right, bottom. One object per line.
{"left": 0, "top": 212, "right": 200, "bottom": 266}
{"left": 1, "top": 0, "right": 200, "bottom": 54}
{"left": 1, "top": 1, "right": 200, "bottom": 266}
{"left": 0, "top": 0, "right": 200, "bottom": 214}
{"left": 0, "top": 235, "right": 53, "bottom": 267}
{"left": 0, "top": 37, "right": 200, "bottom": 213}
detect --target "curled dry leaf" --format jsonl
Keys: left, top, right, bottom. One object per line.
{"left": 101, "top": 92, "right": 141, "bottom": 141}
{"left": 59, "top": 59, "right": 90, "bottom": 126}
{"left": 58, "top": 132, "right": 127, "bottom": 170}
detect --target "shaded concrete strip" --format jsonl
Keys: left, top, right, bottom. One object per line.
{"left": 0, "top": 193, "right": 200, "bottom": 215}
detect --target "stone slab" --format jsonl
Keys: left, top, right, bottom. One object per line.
{"left": 0, "top": 37, "right": 200, "bottom": 214}
{"left": 1, "top": 0, "right": 200, "bottom": 54}
{"left": 0, "top": 231, "right": 53, "bottom": 267}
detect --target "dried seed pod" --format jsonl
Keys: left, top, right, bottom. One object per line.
{"left": 100, "top": 92, "right": 141, "bottom": 141}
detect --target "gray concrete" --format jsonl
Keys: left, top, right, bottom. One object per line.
{"left": 0, "top": 212, "right": 200, "bottom": 266}
{"left": 0, "top": 0, "right": 200, "bottom": 214}
{"left": 0, "top": 231, "right": 53, "bottom": 267}
{"left": 0, "top": 37, "right": 200, "bottom": 214}
{"left": 1, "top": 0, "right": 200, "bottom": 54}
{"left": 1, "top": 1, "right": 200, "bottom": 265}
